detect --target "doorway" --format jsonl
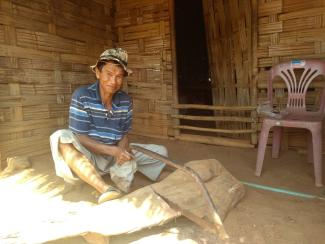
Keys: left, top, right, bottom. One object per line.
{"left": 174, "top": 0, "right": 212, "bottom": 106}
{"left": 174, "top": 0, "right": 214, "bottom": 131}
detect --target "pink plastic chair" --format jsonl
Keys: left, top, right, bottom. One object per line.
{"left": 255, "top": 60, "right": 325, "bottom": 187}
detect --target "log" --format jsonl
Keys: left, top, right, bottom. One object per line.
{"left": 130, "top": 145, "right": 228, "bottom": 239}
{"left": 7, "top": 159, "right": 245, "bottom": 243}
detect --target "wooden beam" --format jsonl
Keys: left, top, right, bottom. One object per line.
{"left": 168, "top": 0, "right": 180, "bottom": 138}
{"left": 174, "top": 125, "right": 255, "bottom": 134}
{"left": 173, "top": 103, "right": 256, "bottom": 111}
{"left": 176, "top": 134, "right": 254, "bottom": 148}
{"left": 172, "top": 114, "right": 255, "bottom": 123}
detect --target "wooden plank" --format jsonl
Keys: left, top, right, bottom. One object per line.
{"left": 176, "top": 134, "right": 254, "bottom": 148}
{"left": 173, "top": 104, "right": 255, "bottom": 111}
{"left": 172, "top": 114, "right": 254, "bottom": 123}
{"left": 174, "top": 125, "right": 255, "bottom": 134}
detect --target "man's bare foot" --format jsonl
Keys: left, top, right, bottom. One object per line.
{"left": 82, "top": 232, "right": 109, "bottom": 244}
{"left": 98, "top": 185, "right": 122, "bottom": 204}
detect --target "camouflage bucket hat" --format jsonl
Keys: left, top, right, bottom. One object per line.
{"left": 90, "top": 48, "right": 132, "bottom": 76}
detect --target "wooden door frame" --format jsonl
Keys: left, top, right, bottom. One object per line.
{"left": 168, "top": 0, "right": 180, "bottom": 137}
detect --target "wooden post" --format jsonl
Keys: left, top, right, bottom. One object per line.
{"left": 251, "top": 110, "right": 258, "bottom": 145}
{"left": 168, "top": 0, "right": 180, "bottom": 138}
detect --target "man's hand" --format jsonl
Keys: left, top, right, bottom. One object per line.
{"left": 114, "top": 147, "right": 134, "bottom": 165}
{"left": 77, "top": 134, "right": 135, "bottom": 165}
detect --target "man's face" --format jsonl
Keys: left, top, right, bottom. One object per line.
{"left": 96, "top": 62, "right": 125, "bottom": 96}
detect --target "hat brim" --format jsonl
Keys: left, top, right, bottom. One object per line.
{"left": 90, "top": 57, "right": 132, "bottom": 76}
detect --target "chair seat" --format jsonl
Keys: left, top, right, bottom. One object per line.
{"left": 263, "top": 113, "right": 324, "bottom": 128}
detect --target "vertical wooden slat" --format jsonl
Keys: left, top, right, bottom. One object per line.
{"left": 168, "top": 0, "right": 180, "bottom": 137}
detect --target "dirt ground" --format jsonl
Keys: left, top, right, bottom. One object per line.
{"left": 1, "top": 135, "right": 325, "bottom": 244}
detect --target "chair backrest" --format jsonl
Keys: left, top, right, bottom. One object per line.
{"left": 267, "top": 60, "right": 325, "bottom": 113}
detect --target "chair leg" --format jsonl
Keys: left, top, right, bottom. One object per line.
{"left": 307, "top": 131, "right": 313, "bottom": 163}
{"left": 272, "top": 127, "right": 282, "bottom": 158}
{"left": 311, "top": 128, "right": 323, "bottom": 187}
{"left": 255, "top": 123, "right": 271, "bottom": 176}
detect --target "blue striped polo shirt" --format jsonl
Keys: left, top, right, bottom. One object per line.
{"left": 69, "top": 80, "right": 133, "bottom": 145}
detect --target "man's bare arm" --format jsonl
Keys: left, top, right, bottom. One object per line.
{"left": 77, "top": 134, "right": 132, "bottom": 164}
{"left": 117, "top": 134, "right": 129, "bottom": 150}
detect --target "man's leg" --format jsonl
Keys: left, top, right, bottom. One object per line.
{"left": 131, "top": 143, "right": 168, "bottom": 181}
{"left": 59, "top": 142, "right": 108, "bottom": 193}
{"left": 58, "top": 142, "right": 121, "bottom": 203}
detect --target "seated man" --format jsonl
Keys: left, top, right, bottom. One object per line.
{"left": 50, "top": 48, "right": 167, "bottom": 204}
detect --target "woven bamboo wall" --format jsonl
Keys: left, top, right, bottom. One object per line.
{"left": 203, "top": 0, "right": 256, "bottom": 107}
{"left": 114, "top": 0, "right": 173, "bottom": 139}
{"left": 2, "top": 0, "right": 325, "bottom": 167}
{"left": 0, "top": 0, "right": 114, "bottom": 167}
{"left": 257, "top": 0, "right": 325, "bottom": 148}
{"left": 191, "top": 0, "right": 257, "bottom": 145}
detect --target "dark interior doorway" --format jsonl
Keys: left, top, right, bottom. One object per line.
{"left": 174, "top": 0, "right": 212, "bottom": 106}
{"left": 174, "top": 0, "right": 213, "bottom": 128}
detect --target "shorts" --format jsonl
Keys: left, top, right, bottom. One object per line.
{"left": 49, "top": 129, "right": 167, "bottom": 185}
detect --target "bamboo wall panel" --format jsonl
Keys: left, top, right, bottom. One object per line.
{"left": 257, "top": 0, "right": 325, "bottom": 149}
{"left": 199, "top": 0, "right": 257, "bottom": 143}
{"left": 115, "top": 0, "right": 173, "bottom": 138}
{"left": 203, "top": 0, "right": 255, "bottom": 107}
{"left": 0, "top": 0, "right": 114, "bottom": 168}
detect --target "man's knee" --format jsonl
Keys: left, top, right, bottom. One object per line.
{"left": 154, "top": 145, "right": 168, "bottom": 157}
{"left": 58, "top": 142, "right": 82, "bottom": 164}
{"left": 59, "top": 142, "right": 76, "bottom": 155}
